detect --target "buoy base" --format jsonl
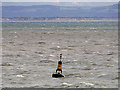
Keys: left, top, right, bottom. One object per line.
{"left": 52, "top": 73, "right": 64, "bottom": 78}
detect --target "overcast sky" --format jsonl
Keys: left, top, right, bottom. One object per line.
{"left": 1, "top": 0, "right": 120, "bottom": 2}
{"left": 1, "top": 0, "right": 119, "bottom": 7}
{"left": 2, "top": 2, "right": 118, "bottom": 7}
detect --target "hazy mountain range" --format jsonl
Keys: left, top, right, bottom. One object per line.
{"left": 2, "top": 4, "right": 118, "bottom": 18}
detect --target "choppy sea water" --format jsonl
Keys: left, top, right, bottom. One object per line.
{"left": 2, "top": 30, "right": 118, "bottom": 88}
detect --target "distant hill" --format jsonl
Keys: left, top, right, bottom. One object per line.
{"left": 2, "top": 4, "right": 118, "bottom": 18}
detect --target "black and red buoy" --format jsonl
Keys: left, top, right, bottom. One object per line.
{"left": 52, "top": 54, "right": 64, "bottom": 78}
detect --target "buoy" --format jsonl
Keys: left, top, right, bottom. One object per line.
{"left": 52, "top": 54, "right": 64, "bottom": 78}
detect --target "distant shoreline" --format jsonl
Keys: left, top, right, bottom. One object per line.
{"left": 1, "top": 17, "right": 118, "bottom": 22}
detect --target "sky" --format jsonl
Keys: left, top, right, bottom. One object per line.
{"left": 1, "top": 0, "right": 120, "bottom": 2}
{"left": 2, "top": 2, "right": 118, "bottom": 7}
{"left": 1, "top": 0, "right": 119, "bottom": 7}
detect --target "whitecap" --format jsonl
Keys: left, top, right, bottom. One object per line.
{"left": 57, "top": 46, "right": 60, "bottom": 48}
{"left": 61, "top": 82, "right": 72, "bottom": 86}
{"left": 80, "top": 82, "right": 94, "bottom": 87}
{"left": 49, "top": 54, "right": 55, "bottom": 57}
{"left": 73, "top": 60, "right": 77, "bottom": 61}
{"left": 16, "top": 75, "right": 24, "bottom": 78}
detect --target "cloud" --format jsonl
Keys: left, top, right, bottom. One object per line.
{"left": 72, "top": 1, "right": 79, "bottom": 5}
{"left": 1, "top": 0, "right": 119, "bottom": 2}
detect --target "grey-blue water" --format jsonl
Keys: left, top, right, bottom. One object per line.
{"left": 2, "top": 29, "right": 118, "bottom": 88}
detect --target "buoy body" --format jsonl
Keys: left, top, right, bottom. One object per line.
{"left": 57, "top": 61, "right": 62, "bottom": 70}
{"left": 56, "top": 60, "right": 62, "bottom": 73}
{"left": 52, "top": 73, "right": 64, "bottom": 78}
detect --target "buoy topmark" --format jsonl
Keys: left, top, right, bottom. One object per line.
{"left": 52, "top": 54, "right": 64, "bottom": 78}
